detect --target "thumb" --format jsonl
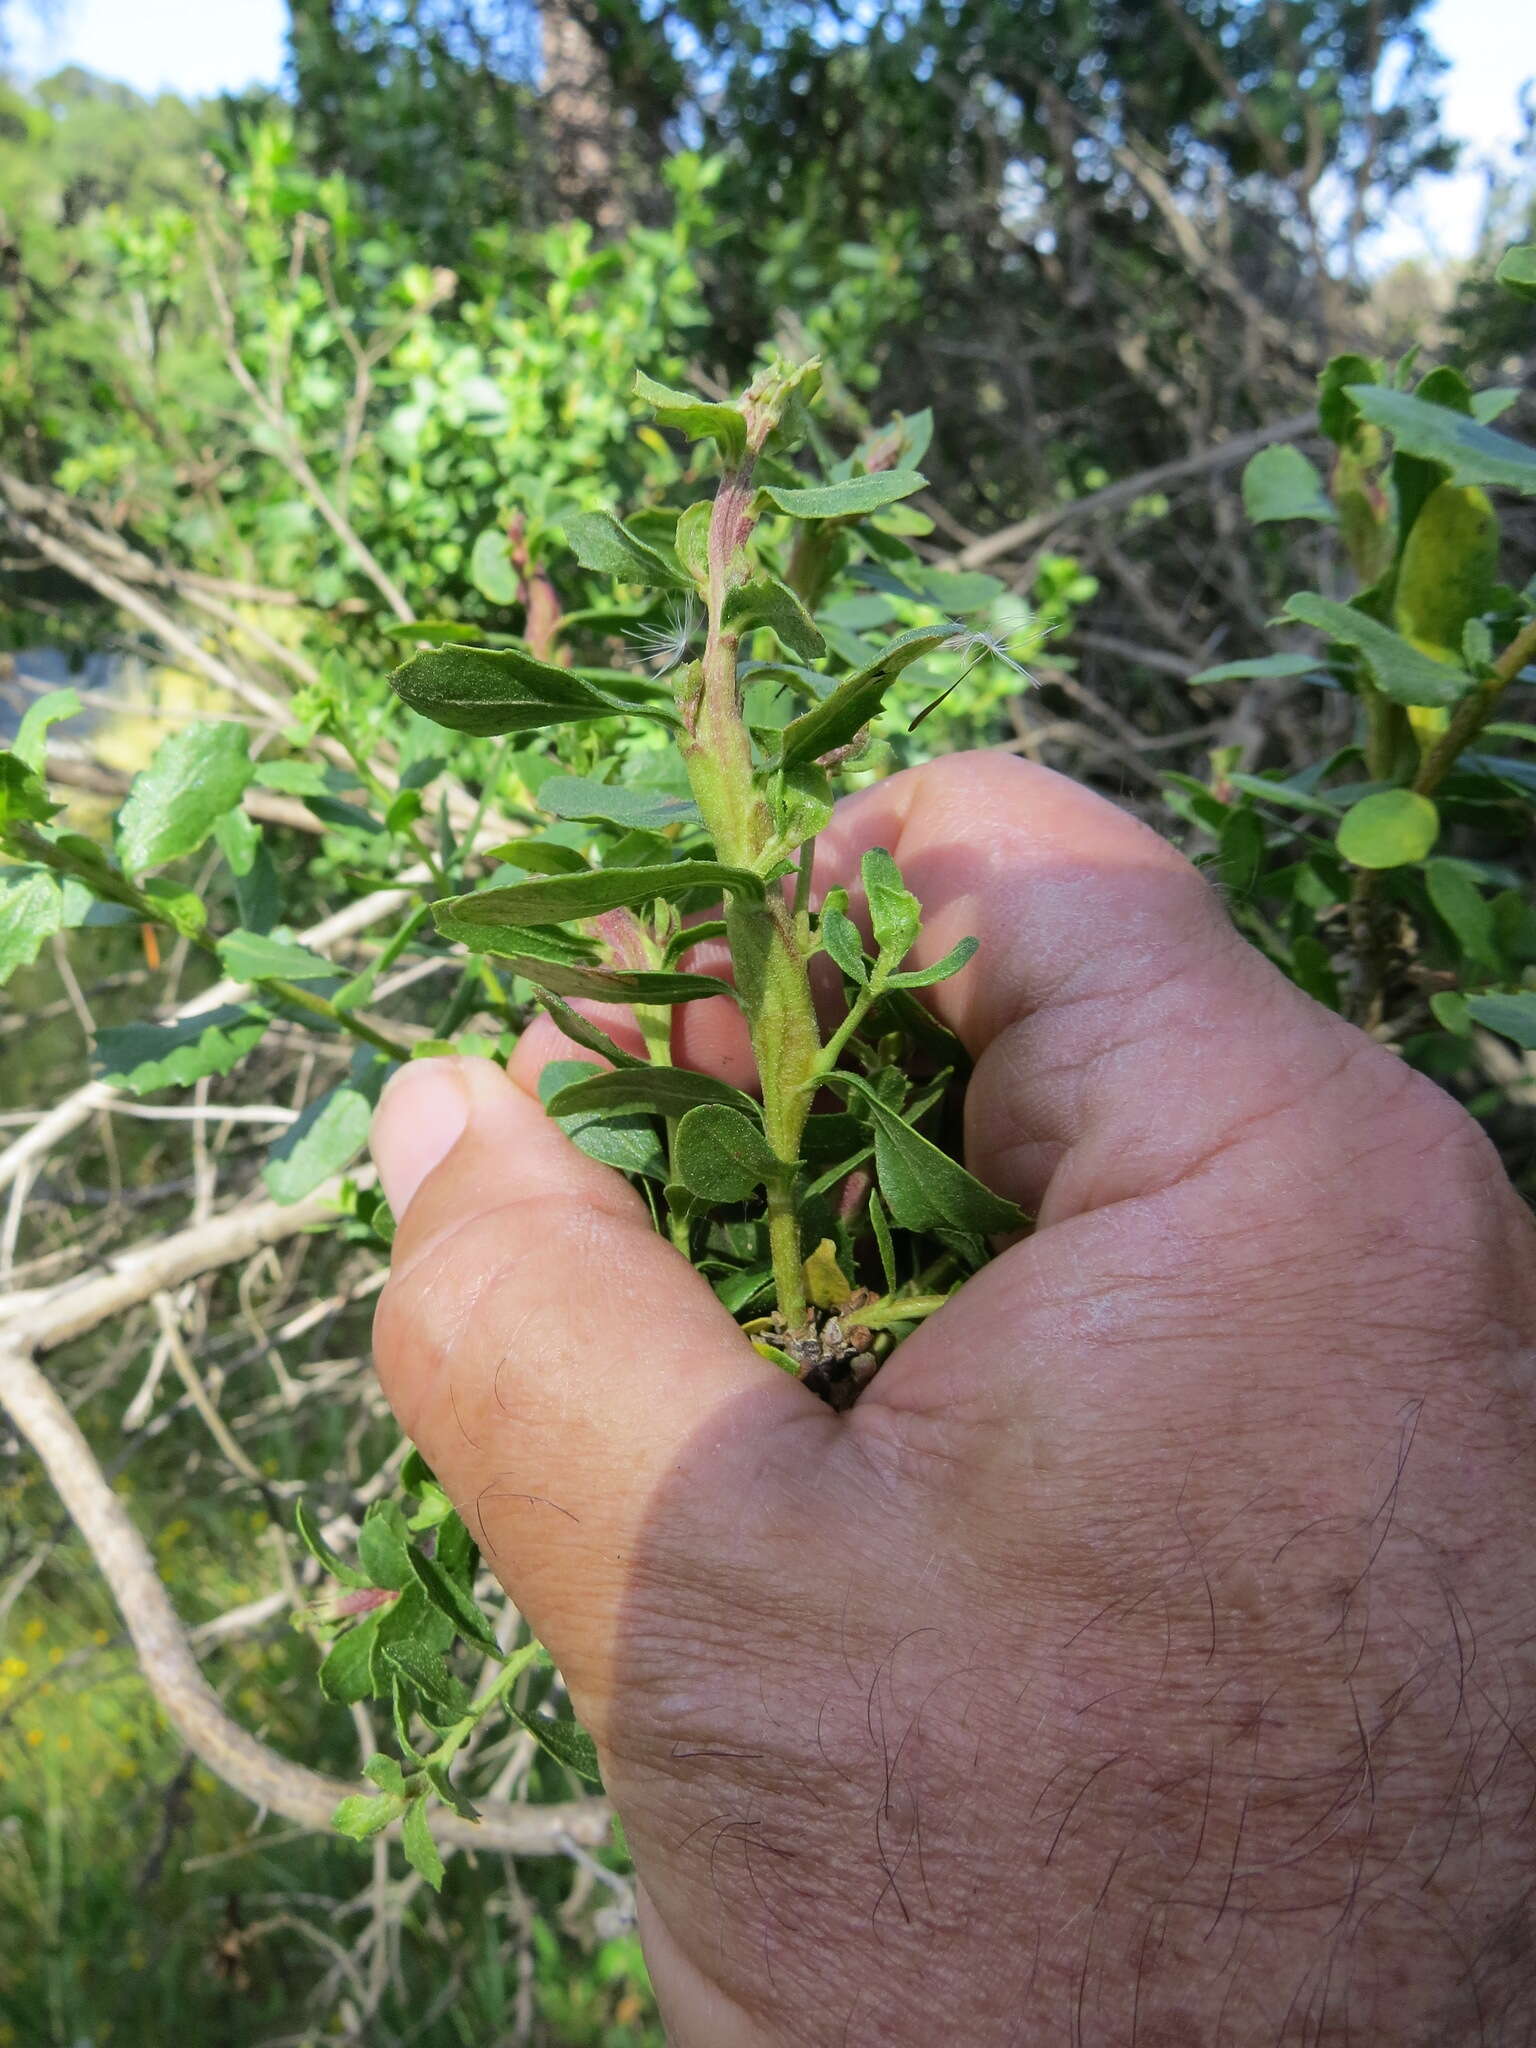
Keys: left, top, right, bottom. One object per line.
{"left": 368, "top": 1056, "right": 816, "bottom": 1734}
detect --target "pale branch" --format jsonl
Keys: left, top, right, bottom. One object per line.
{"left": 945, "top": 411, "right": 1314, "bottom": 572}
{"left": 0, "top": 1184, "right": 611, "bottom": 1855}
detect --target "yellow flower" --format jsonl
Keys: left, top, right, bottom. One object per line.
{"left": 24, "top": 1729, "right": 44, "bottom": 1748}
{"left": 21, "top": 1619, "right": 44, "bottom": 1644}
{"left": 92, "top": 1628, "right": 109, "bottom": 1646}
{"left": 47, "top": 1647, "right": 64, "bottom": 1666}
{"left": 56, "top": 1734, "right": 72, "bottom": 1754}
{"left": 1, "top": 1657, "right": 26, "bottom": 1678}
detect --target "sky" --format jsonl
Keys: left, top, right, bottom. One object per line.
{"left": 6, "top": 0, "right": 1532, "bottom": 268}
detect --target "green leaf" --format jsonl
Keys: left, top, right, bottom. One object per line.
{"left": 511, "top": 1707, "right": 603, "bottom": 1784}
{"left": 723, "top": 575, "right": 825, "bottom": 660}
{"left": 674, "top": 499, "right": 712, "bottom": 584}
{"left": 533, "top": 995, "right": 645, "bottom": 1069}
{"left": 218, "top": 929, "right": 337, "bottom": 983}
{"left": 1430, "top": 990, "right": 1471, "bottom": 1035}
{"left": 545, "top": 1065, "right": 760, "bottom": 1122}
{"left": 115, "top": 722, "right": 253, "bottom": 875}
{"left": 540, "top": 776, "right": 699, "bottom": 832}
{"left": 761, "top": 470, "right": 926, "bottom": 520}
{"left": 381, "top": 1642, "right": 472, "bottom": 1725}
{"left": 423, "top": 1760, "right": 481, "bottom": 1822}
{"left": 1345, "top": 386, "right": 1536, "bottom": 496}
{"left": 538, "top": 1059, "right": 669, "bottom": 1179}
{"left": 485, "top": 838, "right": 590, "bottom": 875}
{"left": 432, "top": 860, "right": 762, "bottom": 934}
{"left": 469, "top": 526, "right": 519, "bottom": 604}
{"left": 1336, "top": 790, "right": 1440, "bottom": 869}
{"left": 1318, "top": 353, "right": 1378, "bottom": 447}
{"left": 358, "top": 1502, "right": 414, "bottom": 1591}
{"left": 564, "top": 510, "right": 688, "bottom": 590}
{"left": 332, "top": 1790, "right": 401, "bottom": 1841}
{"left": 1189, "top": 653, "right": 1327, "bottom": 685}
{"left": 264, "top": 1063, "right": 384, "bottom": 1203}
{"left": 830, "top": 1074, "right": 1025, "bottom": 1236}
{"left": 633, "top": 369, "right": 746, "bottom": 463}
{"left": 0, "top": 869, "right": 64, "bottom": 985}
{"left": 1241, "top": 445, "right": 1335, "bottom": 524}
{"left": 319, "top": 1613, "right": 384, "bottom": 1704}
{"left": 390, "top": 644, "right": 661, "bottom": 738}
{"left": 14, "top": 688, "right": 82, "bottom": 773}
{"left": 94, "top": 1006, "right": 269, "bottom": 1095}
{"left": 673, "top": 1104, "right": 786, "bottom": 1201}
{"left": 862, "top": 847, "right": 920, "bottom": 963}
{"left": 402, "top": 1798, "right": 445, "bottom": 1889}
{"left": 215, "top": 808, "right": 280, "bottom": 935}
{"left": 819, "top": 905, "right": 868, "bottom": 984}
{"left": 868, "top": 1186, "right": 897, "bottom": 1293}
{"left": 363, "top": 1753, "right": 411, "bottom": 1798}
{"left": 778, "top": 626, "right": 952, "bottom": 769}
{"left": 446, "top": 925, "right": 733, "bottom": 1007}
{"left": 0, "top": 752, "right": 61, "bottom": 828}
{"left": 1494, "top": 244, "right": 1536, "bottom": 305}
{"left": 1281, "top": 593, "right": 1471, "bottom": 709}
{"left": 407, "top": 1550, "right": 503, "bottom": 1657}
{"left": 1464, "top": 992, "right": 1536, "bottom": 1049}
{"left": 295, "top": 1501, "right": 368, "bottom": 1589}
{"left": 1425, "top": 861, "right": 1500, "bottom": 974}
{"left": 885, "top": 935, "right": 980, "bottom": 989}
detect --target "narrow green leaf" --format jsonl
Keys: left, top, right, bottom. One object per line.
{"left": 633, "top": 369, "right": 746, "bottom": 462}
{"left": 390, "top": 644, "right": 660, "bottom": 738}
{"left": 1464, "top": 992, "right": 1536, "bottom": 1048}
{"left": 868, "top": 1186, "right": 898, "bottom": 1293}
{"left": 487, "top": 838, "right": 591, "bottom": 875}
{"left": 862, "top": 847, "right": 920, "bottom": 963}
{"left": 115, "top": 722, "right": 253, "bottom": 875}
{"left": 264, "top": 1062, "right": 385, "bottom": 1204}
{"left": 778, "top": 626, "right": 952, "bottom": 769}
{"left": 0, "top": 752, "right": 61, "bottom": 828}
{"left": 885, "top": 935, "right": 979, "bottom": 989}
{"left": 14, "top": 688, "right": 82, "bottom": 773}
{"left": 218, "top": 930, "right": 336, "bottom": 983}
{"left": 723, "top": 574, "right": 826, "bottom": 660}
{"left": 819, "top": 905, "right": 868, "bottom": 984}
{"left": 402, "top": 1798, "right": 445, "bottom": 1889}
{"left": 511, "top": 1707, "right": 603, "bottom": 1784}
{"left": 830, "top": 1073, "right": 1025, "bottom": 1236}
{"left": 564, "top": 510, "right": 688, "bottom": 589}
{"left": 318, "top": 1612, "right": 384, "bottom": 1704}
{"left": 545, "top": 1066, "right": 760, "bottom": 1122}
{"left": 533, "top": 995, "right": 646, "bottom": 1069}
{"left": 1336, "top": 789, "right": 1440, "bottom": 869}
{"left": 1189, "top": 653, "right": 1325, "bottom": 685}
{"left": 448, "top": 931, "right": 733, "bottom": 1007}
{"left": 94, "top": 1006, "right": 269, "bottom": 1095}
{"left": 333, "top": 1790, "right": 401, "bottom": 1841}
{"left": 358, "top": 1501, "right": 414, "bottom": 1592}
{"left": 0, "top": 869, "right": 64, "bottom": 985}
{"left": 432, "top": 860, "right": 762, "bottom": 934}
{"left": 381, "top": 1643, "right": 473, "bottom": 1724}
{"left": 295, "top": 1501, "right": 368, "bottom": 1589}
{"left": 539, "top": 1059, "right": 670, "bottom": 1179}
{"left": 1241, "top": 445, "right": 1335, "bottom": 524}
{"left": 1345, "top": 385, "right": 1536, "bottom": 496}
{"left": 407, "top": 1550, "right": 503, "bottom": 1657}
{"left": 215, "top": 808, "right": 280, "bottom": 934}
{"left": 1281, "top": 593, "right": 1472, "bottom": 709}
{"left": 540, "top": 776, "right": 699, "bottom": 831}
{"left": 1425, "top": 860, "right": 1500, "bottom": 974}
{"left": 673, "top": 1103, "right": 786, "bottom": 1201}
{"left": 762, "top": 470, "right": 926, "bottom": 520}
{"left": 424, "top": 1760, "right": 481, "bottom": 1822}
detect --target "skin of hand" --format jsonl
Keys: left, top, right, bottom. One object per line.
{"left": 369, "top": 753, "right": 1536, "bottom": 2047}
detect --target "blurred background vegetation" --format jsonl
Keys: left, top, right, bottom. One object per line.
{"left": 0, "top": 3, "right": 1532, "bottom": 2043}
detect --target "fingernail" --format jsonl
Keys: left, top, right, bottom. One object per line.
{"left": 371, "top": 1060, "right": 470, "bottom": 1219}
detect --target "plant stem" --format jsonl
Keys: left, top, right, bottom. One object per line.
{"left": 1413, "top": 613, "right": 1536, "bottom": 797}
{"left": 679, "top": 462, "right": 824, "bottom": 1332}
{"left": 266, "top": 976, "right": 413, "bottom": 1062}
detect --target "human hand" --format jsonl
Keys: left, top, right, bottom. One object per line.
{"left": 369, "top": 753, "right": 1536, "bottom": 2046}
